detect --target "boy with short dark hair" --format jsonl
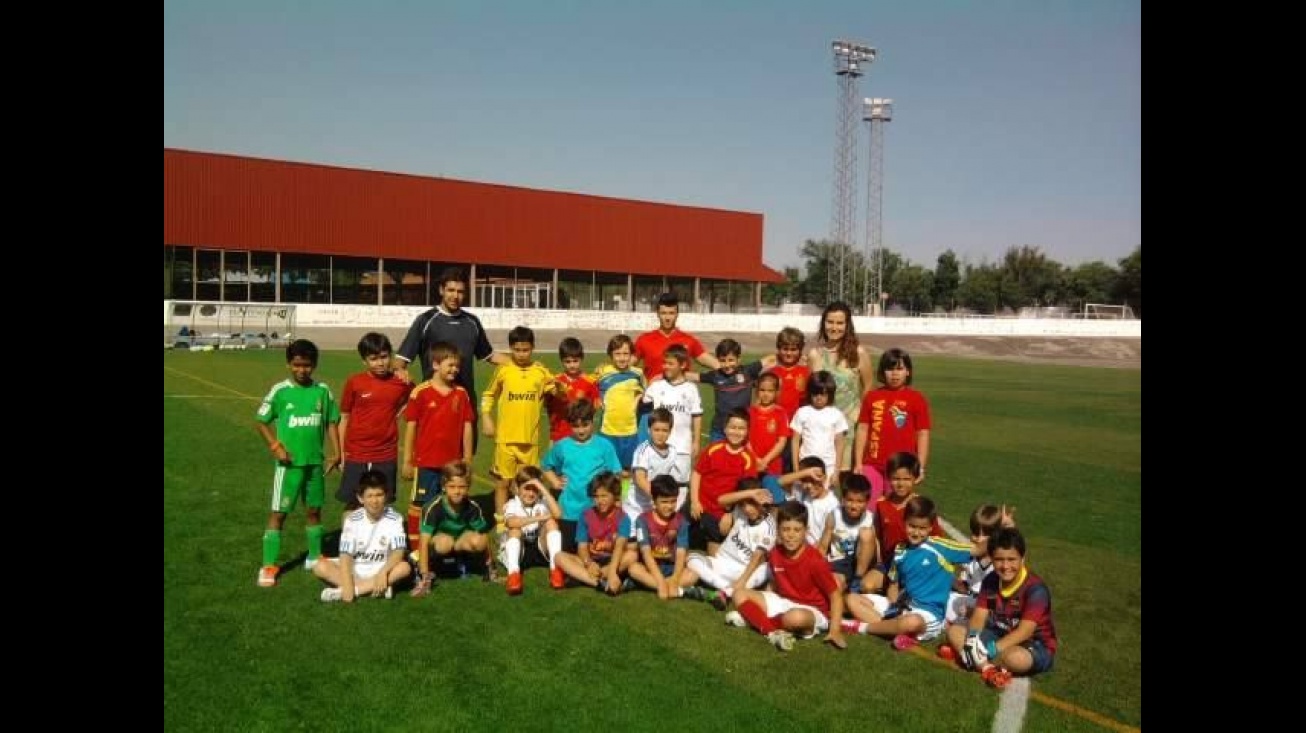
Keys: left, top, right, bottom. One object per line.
{"left": 337, "top": 332, "right": 409, "bottom": 511}
{"left": 542, "top": 399, "right": 623, "bottom": 551}
{"left": 693, "top": 339, "right": 764, "bottom": 442}
{"left": 254, "top": 339, "right": 341, "bottom": 587}
{"left": 481, "top": 325, "right": 558, "bottom": 514}
{"left": 547, "top": 337, "right": 600, "bottom": 445}
{"left": 728, "top": 500, "right": 847, "bottom": 652}
{"left": 628, "top": 475, "right": 692, "bottom": 600}
{"left": 945, "top": 527, "right": 1057, "bottom": 689}
{"left": 314, "top": 470, "right": 410, "bottom": 602}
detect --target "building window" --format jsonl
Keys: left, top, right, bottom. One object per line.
{"left": 333, "top": 256, "right": 377, "bottom": 305}
{"left": 165, "top": 245, "right": 193, "bottom": 300}
{"left": 250, "top": 252, "right": 277, "bottom": 302}
{"left": 196, "top": 250, "right": 222, "bottom": 302}
{"left": 280, "top": 254, "right": 331, "bottom": 304}
{"left": 222, "top": 251, "right": 250, "bottom": 302}
{"left": 381, "top": 259, "right": 429, "bottom": 306}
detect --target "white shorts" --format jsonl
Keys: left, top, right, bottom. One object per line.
{"left": 759, "top": 591, "right": 829, "bottom": 638}
{"left": 945, "top": 592, "right": 977, "bottom": 625}
{"left": 685, "top": 553, "right": 769, "bottom": 590}
{"left": 860, "top": 593, "right": 945, "bottom": 641}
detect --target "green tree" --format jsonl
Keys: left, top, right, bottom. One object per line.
{"left": 889, "top": 265, "right": 935, "bottom": 314}
{"left": 932, "top": 250, "right": 961, "bottom": 311}
{"left": 1112, "top": 246, "right": 1141, "bottom": 316}
{"left": 1062, "top": 261, "right": 1118, "bottom": 313}
{"left": 957, "top": 262, "right": 1002, "bottom": 314}
{"left": 761, "top": 266, "right": 801, "bottom": 307}
{"left": 1000, "top": 245, "right": 1063, "bottom": 308}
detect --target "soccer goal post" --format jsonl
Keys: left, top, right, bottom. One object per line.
{"left": 1082, "top": 303, "right": 1136, "bottom": 320}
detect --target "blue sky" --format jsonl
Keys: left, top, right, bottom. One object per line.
{"left": 164, "top": 0, "right": 1140, "bottom": 272}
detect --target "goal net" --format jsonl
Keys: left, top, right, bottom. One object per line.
{"left": 1082, "top": 303, "right": 1137, "bottom": 320}
{"left": 166, "top": 301, "right": 297, "bottom": 349}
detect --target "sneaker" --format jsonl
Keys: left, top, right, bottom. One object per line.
{"left": 550, "top": 567, "right": 566, "bottom": 590}
{"left": 620, "top": 578, "right": 637, "bottom": 592}
{"left": 257, "top": 566, "right": 278, "bottom": 587}
{"left": 681, "top": 586, "right": 706, "bottom": 601}
{"left": 708, "top": 590, "right": 729, "bottom": 611}
{"left": 319, "top": 587, "right": 342, "bottom": 603}
{"left": 767, "top": 630, "right": 796, "bottom": 652}
{"left": 723, "top": 610, "right": 747, "bottom": 628}
{"left": 982, "top": 665, "right": 1013, "bottom": 690}
{"left": 892, "top": 634, "right": 920, "bottom": 651}
{"left": 303, "top": 557, "right": 318, "bottom": 571}
{"left": 506, "top": 571, "right": 524, "bottom": 596}
{"left": 384, "top": 586, "right": 394, "bottom": 600}
{"left": 596, "top": 577, "right": 610, "bottom": 594}
{"left": 937, "top": 644, "right": 958, "bottom": 662}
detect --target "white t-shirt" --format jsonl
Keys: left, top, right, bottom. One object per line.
{"left": 717, "top": 507, "right": 776, "bottom": 567}
{"left": 642, "top": 379, "right": 703, "bottom": 455}
{"left": 339, "top": 507, "right": 407, "bottom": 579}
{"left": 957, "top": 557, "right": 994, "bottom": 596}
{"left": 801, "top": 490, "right": 840, "bottom": 549}
{"left": 628, "top": 439, "right": 691, "bottom": 517}
{"left": 828, "top": 507, "right": 875, "bottom": 562}
{"left": 504, "top": 496, "right": 553, "bottom": 541}
{"left": 789, "top": 405, "right": 849, "bottom": 478}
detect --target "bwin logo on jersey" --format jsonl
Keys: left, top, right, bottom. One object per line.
{"left": 288, "top": 414, "right": 322, "bottom": 428}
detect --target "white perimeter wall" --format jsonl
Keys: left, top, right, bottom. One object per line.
{"left": 164, "top": 301, "right": 1141, "bottom": 338}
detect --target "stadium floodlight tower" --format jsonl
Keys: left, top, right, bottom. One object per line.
{"left": 863, "top": 96, "right": 893, "bottom": 315}
{"left": 829, "top": 40, "right": 876, "bottom": 305}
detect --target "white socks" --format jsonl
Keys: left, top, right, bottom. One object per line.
{"left": 546, "top": 530, "right": 562, "bottom": 569}
{"left": 504, "top": 537, "right": 521, "bottom": 573}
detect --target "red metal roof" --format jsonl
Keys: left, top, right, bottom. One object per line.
{"left": 164, "top": 148, "right": 784, "bottom": 283}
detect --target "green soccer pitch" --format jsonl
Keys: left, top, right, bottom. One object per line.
{"left": 164, "top": 349, "right": 1140, "bottom": 732}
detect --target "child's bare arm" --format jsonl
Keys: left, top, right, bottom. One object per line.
{"left": 339, "top": 553, "right": 358, "bottom": 602}
{"left": 915, "top": 429, "right": 931, "bottom": 483}
{"left": 853, "top": 423, "right": 868, "bottom": 471}
{"left": 854, "top": 527, "right": 876, "bottom": 579}
{"left": 689, "top": 470, "right": 704, "bottom": 519}
{"left": 325, "top": 422, "right": 342, "bottom": 473}
{"left": 816, "top": 511, "right": 835, "bottom": 556}
{"left": 257, "top": 423, "right": 288, "bottom": 463}
{"left": 401, "top": 421, "right": 417, "bottom": 480}
{"left": 690, "top": 415, "right": 703, "bottom": 462}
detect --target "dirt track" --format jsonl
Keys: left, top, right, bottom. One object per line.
{"left": 275, "top": 327, "right": 1141, "bottom": 369}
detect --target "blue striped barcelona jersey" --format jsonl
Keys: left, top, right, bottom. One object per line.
{"left": 888, "top": 537, "right": 974, "bottom": 617}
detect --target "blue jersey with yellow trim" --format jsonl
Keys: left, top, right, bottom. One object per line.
{"left": 888, "top": 537, "right": 973, "bottom": 617}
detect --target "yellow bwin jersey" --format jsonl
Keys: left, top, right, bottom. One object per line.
{"left": 481, "top": 361, "right": 557, "bottom": 445}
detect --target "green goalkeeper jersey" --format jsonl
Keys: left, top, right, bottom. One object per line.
{"left": 256, "top": 379, "right": 340, "bottom": 466}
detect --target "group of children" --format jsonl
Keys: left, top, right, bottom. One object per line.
{"left": 252, "top": 325, "right": 1057, "bottom": 690}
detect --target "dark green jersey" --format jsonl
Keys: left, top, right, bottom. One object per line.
{"left": 256, "top": 379, "right": 340, "bottom": 467}
{"left": 420, "top": 496, "right": 489, "bottom": 537}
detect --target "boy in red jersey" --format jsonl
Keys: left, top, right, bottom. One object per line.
{"left": 400, "top": 342, "right": 475, "bottom": 552}
{"left": 689, "top": 408, "right": 759, "bottom": 554}
{"left": 854, "top": 348, "right": 932, "bottom": 503}
{"left": 727, "top": 500, "right": 847, "bottom": 652}
{"left": 546, "top": 337, "right": 601, "bottom": 446}
{"left": 863, "top": 451, "right": 944, "bottom": 594}
{"left": 336, "top": 332, "right": 409, "bottom": 512}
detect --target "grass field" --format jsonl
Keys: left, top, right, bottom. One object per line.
{"left": 164, "top": 349, "right": 1140, "bottom": 732}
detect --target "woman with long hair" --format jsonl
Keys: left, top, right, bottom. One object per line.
{"left": 806, "top": 302, "right": 875, "bottom": 471}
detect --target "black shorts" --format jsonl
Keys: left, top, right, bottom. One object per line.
{"left": 336, "top": 460, "right": 399, "bottom": 506}
{"left": 559, "top": 519, "right": 579, "bottom": 553}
